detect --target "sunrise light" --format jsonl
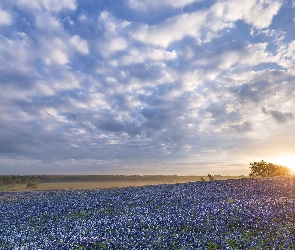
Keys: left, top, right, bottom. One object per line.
{"left": 272, "top": 156, "right": 295, "bottom": 172}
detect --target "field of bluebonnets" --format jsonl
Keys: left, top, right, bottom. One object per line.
{"left": 1, "top": 177, "right": 295, "bottom": 249}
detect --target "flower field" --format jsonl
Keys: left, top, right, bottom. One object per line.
{"left": 1, "top": 177, "right": 295, "bottom": 249}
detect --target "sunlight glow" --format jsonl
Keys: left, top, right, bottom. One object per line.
{"left": 272, "top": 156, "right": 295, "bottom": 172}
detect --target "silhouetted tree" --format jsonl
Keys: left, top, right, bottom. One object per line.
{"left": 249, "top": 160, "right": 291, "bottom": 177}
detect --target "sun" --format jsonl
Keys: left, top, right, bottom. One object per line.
{"left": 273, "top": 155, "right": 295, "bottom": 172}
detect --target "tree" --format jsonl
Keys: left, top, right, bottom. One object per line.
{"left": 249, "top": 160, "right": 291, "bottom": 177}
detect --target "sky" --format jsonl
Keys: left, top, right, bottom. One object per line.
{"left": 0, "top": 0, "right": 295, "bottom": 175}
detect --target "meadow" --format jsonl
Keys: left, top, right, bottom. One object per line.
{"left": 0, "top": 177, "right": 295, "bottom": 249}
{"left": 0, "top": 175, "right": 243, "bottom": 192}
{"left": 2, "top": 181, "right": 166, "bottom": 192}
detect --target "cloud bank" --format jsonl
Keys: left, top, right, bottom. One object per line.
{"left": 0, "top": 0, "right": 295, "bottom": 174}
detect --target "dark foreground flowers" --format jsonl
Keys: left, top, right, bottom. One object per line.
{"left": 1, "top": 177, "right": 295, "bottom": 249}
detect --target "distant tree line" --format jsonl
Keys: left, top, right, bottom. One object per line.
{"left": 0, "top": 175, "right": 40, "bottom": 186}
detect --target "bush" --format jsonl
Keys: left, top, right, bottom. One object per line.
{"left": 26, "top": 181, "right": 39, "bottom": 189}
{"left": 249, "top": 160, "right": 291, "bottom": 178}
{"left": 208, "top": 174, "right": 215, "bottom": 181}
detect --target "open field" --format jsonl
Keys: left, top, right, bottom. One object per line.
{"left": 1, "top": 176, "right": 246, "bottom": 191}
{"left": 1, "top": 177, "right": 294, "bottom": 249}
{"left": 4, "top": 181, "right": 165, "bottom": 191}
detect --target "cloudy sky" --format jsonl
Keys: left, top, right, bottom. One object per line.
{"left": 0, "top": 0, "right": 295, "bottom": 175}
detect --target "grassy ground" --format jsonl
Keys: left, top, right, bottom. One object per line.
{"left": 3, "top": 181, "right": 165, "bottom": 191}
{"left": 1, "top": 176, "right": 246, "bottom": 192}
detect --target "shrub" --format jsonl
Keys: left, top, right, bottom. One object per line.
{"left": 208, "top": 174, "right": 215, "bottom": 181}
{"left": 26, "top": 181, "right": 39, "bottom": 189}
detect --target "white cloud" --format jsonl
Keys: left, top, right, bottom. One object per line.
{"left": 70, "top": 35, "right": 89, "bottom": 55}
{"left": 131, "top": 0, "right": 282, "bottom": 48}
{"left": 97, "top": 12, "right": 131, "bottom": 57}
{"left": 78, "top": 14, "right": 87, "bottom": 22}
{"left": 122, "top": 48, "right": 177, "bottom": 65}
{"left": 16, "top": 0, "right": 76, "bottom": 12}
{"left": 220, "top": 43, "right": 273, "bottom": 70}
{"left": 224, "top": 0, "right": 282, "bottom": 29}
{"left": 98, "top": 37, "right": 128, "bottom": 58}
{"left": 276, "top": 40, "right": 295, "bottom": 67}
{"left": 53, "top": 72, "right": 80, "bottom": 91}
{"left": 16, "top": 0, "right": 41, "bottom": 10}
{"left": 99, "top": 12, "right": 130, "bottom": 34}
{"left": 87, "top": 93, "right": 109, "bottom": 109}
{"left": 35, "top": 81, "right": 55, "bottom": 96}
{"left": 130, "top": 3, "right": 233, "bottom": 48}
{"left": 35, "top": 12, "right": 61, "bottom": 30}
{"left": 0, "top": 35, "right": 31, "bottom": 66}
{"left": 131, "top": 12, "right": 207, "bottom": 47}
{"left": 127, "top": 0, "right": 199, "bottom": 11}
{"left": 43, "top": 38, "right": 69, "bottom": 65}
{"left": 39, "top": 0, "right": 76, "bottom": 12}
{"left": 50, "top": 49, "right": 69, "bottom": 65}
{"left": 108, "top": 37, "right": 128, "bottom": 53}
{"left": 0, "top": 7, "right": 12, "bottom": 25}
